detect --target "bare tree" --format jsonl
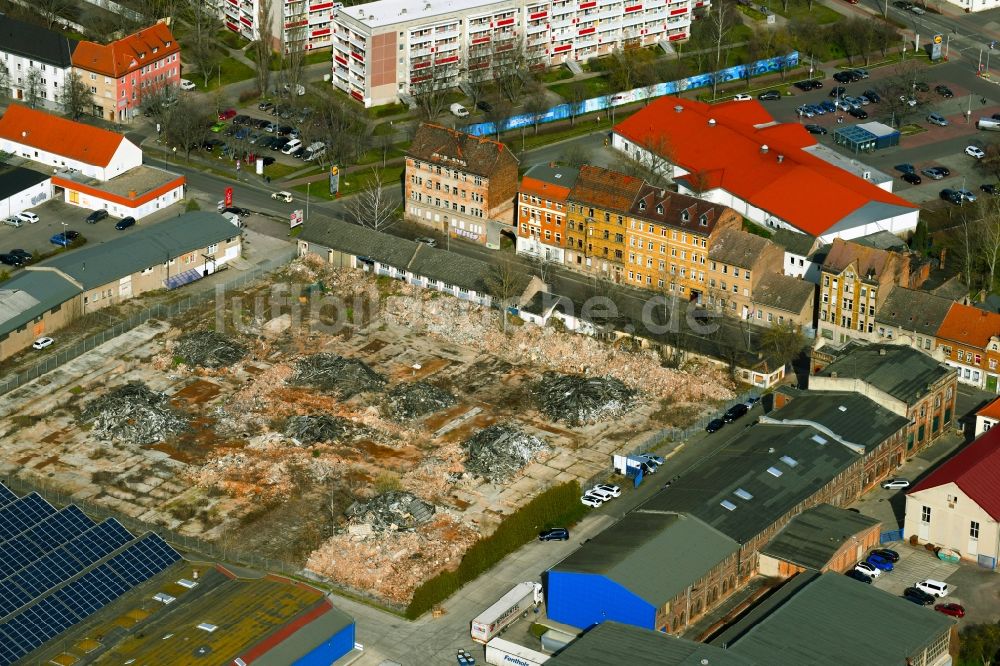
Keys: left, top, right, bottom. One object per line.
{"left": 164, "top": 98, "right": 213, "bottom": 161}
{"left": 279, "top": 25, "right": 308, "bottom": 97}
{"left": 347, "top": 167, "right": 400, "bottom": 232}
{"left": 483, "top": 96, "right": 512, "bottom": 141}
{"left": 980, "top": 142, "right": 1000, "bottom": 183}
{"left": 59, "top": 72, "right": 94, "bottom": 120}
{"left": 977, "top": 199, "right": 1000, "bottom": 293}
{"left": 492, "top": 37, "right": 532, "bottom": 104}
{"left": 485, "top": 255, "right": 523, "bottom": 332}
{"left": 560, "top": 143, "right": 589, "bottom": 168}
{"left": 0, "top": 63, "right": 10, "bottom": 101}
{"left": 254, "top": 0, "right": 274, "bottom": 95}
{"left": 184, "top": 1, "right": 223, "bottom": 88}
{"left": 24, "top": 68, "right": 44, "bottom": 109}
{"left": 462, "top": 64, "right": 491, "bottom": 111}
{"left": 564, "top": 81, "right": 588, "bottom": 126}
{"left": 709, "top": 0, "right": 734, "bottom": 98}
{"left": 80, "top": 4, "right": 141, "bottom": 39}
{"left": 760, "top": 320, "right": 806, "bottom": 370}
{"left": 524, "top": 88, "right": 549, "bottom": 135}
{"left": 35, "top": 0, "right": 75, "bottom": 30}
{"left": 614, "top": 134, "right": 675, "bottom": 187}
{"left": 374, "top": 133, "right": 394, "bottom": 168}
{"left": 411, "top": 62, "right": 458, "bottom": 121}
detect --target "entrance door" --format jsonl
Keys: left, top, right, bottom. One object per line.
{"left": 968, "top": 537, "right": 979, "bottom": 557}
{"left": 988, "top": 375, "right": 998, "bottom": 393}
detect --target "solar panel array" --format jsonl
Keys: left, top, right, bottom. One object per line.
{"left": 0, "top": 483, "right": 181, "bottom": 666}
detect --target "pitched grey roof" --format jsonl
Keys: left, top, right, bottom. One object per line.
{"left": 30, "top": 212, "right": 239, "bottom": 290}
{"left": 523, "top": 164, "right": 579, "bottom": 189}
{"left": 0, "top": 270, "right": 81, "bottom": 337}
{"left": 876, "top": 286, "right": 954, "bottom": 336}
{"left": 300, "top": 218, "right": 530, "bottom": 294}
{"left": 770, "top": 229, "right": 817, "bottom": 257}
{"left": 716, "top": 572, "right": 954, "bottom": 665}
{"left": 853, "top": 230, "right": 908, "bottom": 252}
{"left": 707, "top": 228, "right": 773, "bottom": 269}
{"left": 752, "top": 273, "right": 814, "bottom": 314}
{"left": 762, "top": 389, "right": 910, "bottom": 452}
{"left": 643, "top": 423, "right": 859, "bottom": 543}
{"left": 0, "top": 14, "right": 77, "bottom": 67}
{"left": 0, "top": 165, "right": 50, "bottom": 200}
{"left": 549, "top": 622, "right": 756, "bottom": 666}
{"left": 551, "top": 511, "right": 738, "bottom": 607}
{"left": 760, "top": 503, "right": 880, "bottom": 570}
{"left": 814, "top": 343, "right": 953, "bottom": 405}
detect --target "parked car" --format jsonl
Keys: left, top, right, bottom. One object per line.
{"left": 845, "top": 570, "right": 873, "bottom": 584}
{"left": 797, "top": 105, "right": 816, "bottom": 118}
{"left": 793, "top": 80, "right": 818, "bottom": 91}
{"left": 927, "top": 113, "right": 949, "bottom": 126}
{"left": 882, "top": 478, "right": 911, "bottom": 489}
{"left": 916, "top": 579, "right": 949, "bottom": 597}
{"left": 115, "top": 216, "right": 136, "bottom": 230}
{"left": 935, "top": 166, "right": 951, "bottom": 176}
{"left": 807, "top": 79, "right": 823, "bottom": 89}
{"left": 637, "top": 454, "right": 664, "bottom": 466}
{"left": 9, "top": 249, "right": 32, "bottom": 262}
{"left": 31, "top": 336, "right": 54, "bottom": 350}
{"left": 921, "top": 167, "right": 945, "bottom": 180}
{"left": 85, "top": 209, "right": 108, "bottom": 224}
{"left": 476, "top": 100, "right": 493, "bottom": 112}
{"left": 593, "top": 484, "right": 622, "bottom": 497}
{"left": 538, "top": 528, "right": 570, "bottom": 541}
{"left": 870, "top": 548, "right": 900, "bottom": 563}
{"left": 0, "top": 253, "right": 23, "bottom": 266}
{"left": 706, "top": 418, "right": 725, "bottom": 433}
{"left": 233, "top": 114, "right": 251, "bottom": 125}
{"left": 818, "top": 101, "right": 837, "bottom": 113}
{"left": 967, "top": 145, "right": 986, "bottom": 159}
{"left": 862, "top": 90, "right": 881, "bottom": 103}
{"left": 414, "top": 236, "right": 437, "bottom": 247}
{"left": 903, "top": 587, "right": 935, "bottom": 605}
{"left": 731, "top": 93, "right": 752, "bottom": 101}
{"left": 941, "top": 189, "right": 964, "bottom": 205}
{"left": 902, "top": 172, "right": 922, "bottom": 185}
{"left": 843, "top": 95, "right": 864, "bottom": 108}
{"left": 935, "top": 84, "right": 955, "bottom": 98}
{"left": 934, "top": 603, "right": 965, "bottom": 617}
{"left": 223, "top": 207, "right": 251, "bottom": 218}
{"left": 281, "top": 139, "right": 303, "bottom": 155}
{"left": 833, "top": 71, "right": 854, "bottom": 83}
{"left": 910, "top": 5, "right": 926, "bottom": 13}
{"left": 757, "top": 90, "right": 781, "bottom": 101}
{"left": 179, "top": 79, "right": 196, "bottom": 91}
{"left": 893, "top": 0, "right": 914, "bottom": 7}
{"left": 900, "top": 95, "right": 918, "bottom": 107}
{"left": 866, "top": 553, "right": 894, "bottom": 571}
{"left": 258, "top": 100, "right": 275, "bottom": 111}
{"left": 588, "top": 486, "right": 619, "bottom": 501}
{"left": 982, "top": 183, "right": 1000, "bottom": 195}
{"left": 848, "top": 107, "right": 868, "bottom": 119}
{"left": 271, "top": 191, "right": 294, "bottom": 202}
{"left": 209, "top": 121, "right": 227, "bottom": 133}
{"left": 450, "top": 103, "right": 470, "bottom": 118}
{"left": 723, "top": 403, "right": 749, "bottom": 422}
{"left": 804, "top": 124, "right": 827, "bottom": 135}
{"left": 895, "top": 163, "right": 915, "bottom": 174}
{"left": 958, "top": 188, "right": 978, "bottom": 203}
{"left": 261, "top": 156, "right": 276, "bottom": 167}
{"left": 16, "top": 211, "right": 39, "bottom": 224}
{"left": 854, "top": 561, "right": 882, "bottom": 578}
{"left": 218, "top": 108, "right": 237, "bottom": 120}
{"left": 913, "top": 81, "right": 930, "bottom": 92}
{"left": 829, "top": 86, "right": 847, "bottom": 98}
{"left": 852, "top": 68, "right": 870, "bottom": 79}
{"left": 580, "top": 493, "right": 604, "bottom": 508}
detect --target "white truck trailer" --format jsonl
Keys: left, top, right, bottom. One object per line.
{"left": 470, "top": 582, "right": 542, "bottom": 644}
{"left": 485, "top": 637, "right": 550, "bottom": 666}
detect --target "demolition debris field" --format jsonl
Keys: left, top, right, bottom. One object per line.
{"left": 0, "top": 259, "right": 736, "bottom": 605}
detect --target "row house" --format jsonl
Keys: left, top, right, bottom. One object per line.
{"left": 818, "top": 238, "right": 924, "bottom": 344}
{"left": 404, "top": 123, "right": 519, "bottom": 246}
{"left": 219, "top": 0, "right": 341, "bottom": 52}
{"left": 935, "top": 302, "right": 1000, "bottom": 392}
{"left": 331, "top": 0, "right": 706, "bottom": 107}
{"left": 705, "top": 228, "right": 783, "bottom": 319}
{"left": 0, "top": 15, "right": 76, "bottom": 111}
{"left": 872, "top": 286, "right": 954, "bottom": 355}
{"left": 516, "top": 164, "right": 578, "bottom": 264}
{"left": 72, "top": 22, "right": 180, "bottom": 123}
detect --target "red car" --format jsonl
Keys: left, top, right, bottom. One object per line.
{"left": 934, "top": 603, "right": 965, "bottom": 618}
{"left": 218, "top": 108, "right": 237, "bottom": 121}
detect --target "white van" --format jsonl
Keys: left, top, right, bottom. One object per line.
{"left": 450, "top": 103, "right": 469, "bottom": 118}
{"left": 281, "top": 139, "right": 303, "bottom": 155}
{"left": 303, "top": 142, "right": 326, "bottom": 161}
{"left": 222, "top": 211, "right": 242, "bottom": 228}
{"left": 916, "top": 579, "right": 949, "bottom": 597}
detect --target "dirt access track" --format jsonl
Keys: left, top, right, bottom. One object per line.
{"left": 0, "top": 258, "right": 736, "bottom": 605}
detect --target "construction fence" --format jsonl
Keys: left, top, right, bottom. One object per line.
{"left": 0, "top": 247, "right": 298, "bottom": 398}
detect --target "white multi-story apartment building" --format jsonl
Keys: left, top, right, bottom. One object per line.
{"left": 332, "top": 0, "right": 705, "bottom": 107}
{"left": 220, "top": 0, "right": 341, "bottom": 52}
{"left": 0, "top": 14, "right": 76, "bottom": 111}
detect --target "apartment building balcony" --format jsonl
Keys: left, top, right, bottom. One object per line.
{"left": 434, "top": 28, "right": 460, "bottom": 41}
{"left": 598, "top": 21, "right": 622, "bottom": 33}
{"left": 309, "top": 13, "right": 330, "bottom": 25}
{"left": 622, "top": 14, "right": 645, "bottom": 27}
{"left": 348, "top": 35, "right": 366, "bottom": 51}
{"left": 434, "top": 40, "right": 460, "bottom": 53}
{"left": 527, "top": 22, "right": 548, "bottom": 35}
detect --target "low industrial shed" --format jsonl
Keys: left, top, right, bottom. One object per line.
{"left": 833, "top": 121, "right": 900, "bottom": 153}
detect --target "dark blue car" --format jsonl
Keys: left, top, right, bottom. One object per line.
{"left": 866, "top": 553, "right": 894, "bottom": 571}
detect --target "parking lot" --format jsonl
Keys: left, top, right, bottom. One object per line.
{"left": 868, "top": 546, "right": 960, "bottom": 597}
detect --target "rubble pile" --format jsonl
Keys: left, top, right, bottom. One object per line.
{"left": 462, "top": 424, "right": 550, "bottom": 483}
{"left": 344, "top": 491, "right": 436, "bottom": 532}
{"left": 534, "top": 371, "right": 638, "bottom": 425}
{"left": 284, "top": 414, "right": 357, "bottom": 445}
{"left": 81, "top": 381, "right": 188, "bottom": 446}
{"left": 174, "top": 330, "right": 248, "bottom": 368}
{"left": 291, "top": 353, "right": 387, "bottom": 398}
{"left": 384, "top": 382, "right": 456, "bottom": 420}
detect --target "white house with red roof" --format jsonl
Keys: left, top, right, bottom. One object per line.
{"left": 612, "top": 98, "right": 919, "bottom": 243}
{"left": 974, "top": 396, "right": 1000, "bottom": 436}
{"left": 0, "top": 104, "right": 141, "bottom": 181}
{"left": 904, "top": 426, "right": 1000, "bottom": 568}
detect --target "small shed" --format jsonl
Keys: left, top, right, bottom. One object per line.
{"left": 833, "top": 121, "right": 900, "bottom": 153}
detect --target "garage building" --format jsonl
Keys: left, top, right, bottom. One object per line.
{"left": 832, "top": 121, "right": 901, "bottom": 153}
{"left": 0, "top": 165, "right": 51, "bottom": 219}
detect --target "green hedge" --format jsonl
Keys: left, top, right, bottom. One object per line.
{"left": 405, "top": 481, "right": 587, "bottom": 619}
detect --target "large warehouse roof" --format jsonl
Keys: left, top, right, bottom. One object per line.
{"left": 760, "top": 503, "right": 879, "bottom": 571}
{"left": 548, "top": 622, "right": 755, "bottom": 666}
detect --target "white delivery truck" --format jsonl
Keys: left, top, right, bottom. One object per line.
{"left": 471, "top": 582, "right": 542, "bottom": 644}
{"left": 978, "top": 118, "right": 1000, "bottom": 131}
{"left": 485, "top": 637, "right": 550, "bottom": 666}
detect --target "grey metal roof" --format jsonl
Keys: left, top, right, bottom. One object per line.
{"left": 523, "top": 164, "right": 580, "bottom": 189}
{"left": 300, "top": 218, "right": 530, "bottom": 295}
{"left": 549, "top": 622, "right": 756, "bottom": 666}
{"left": 550, "top": 512, "right": 738, "bottom": 607}
{"left": 876, "top": 286, "right": 954, "bottom": 337}
{"left": 707, "top": 228, "right": 773, "bottom": 269}
{"left": 751, "top": 273, "right": 814, "bottom": 314}
{"left": 0, "top": 165, "right": 50, "bottom": 200}
{"left": 769, "top": 229, "right": 817, "bottom": 257}
{"left": 759, "top": 503, "right": 880, "bottom": 570}
{"left": 762, "top": 389, "right": 910, "bottom": 452}
{"left": 814, "top": 343, "right": 953, "bottom": 404}
{"left": 852, "top": 230, "right": 908, "bottom": 252}
{"left": 0, "top": 14, "right": 77, "bottom": 67}
{"left": 822, "top": 201, "right": 917, "bottom": 236}
{"left": 856, "top": 121, "right": 900, "bottom": 139}
{"left": 716, "top": 572, "right": 954, "bottom": 665}
{"left": 253, "top": 601, "right": 353, "bottom": 666}
{"left": 30, "top": 212, "right": 238, "bottom": 291}
{"left": 642, "top": 423, "right": 860, "bottom": 543}
{"left": 0, "top": 270, "right": 81, "bottom": 337}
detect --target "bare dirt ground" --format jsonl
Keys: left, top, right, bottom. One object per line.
{"left": 0, "top": 257, "right": 736, "bottom": 605}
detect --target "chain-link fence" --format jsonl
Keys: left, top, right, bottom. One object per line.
{"left": 0, "top": 247, "right": 299, "bottom": 398}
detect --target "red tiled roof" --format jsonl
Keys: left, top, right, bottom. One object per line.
{"left": 520, "top": 176, "right": 571, "bottom": 202}
{"left": 613, "top": 98, "right": 917, "bottom": 237}
{"left": 977, "top": 396, "right": 1000, "bottom": 421}
{"left": 569, "top": 165, "right": 644, "bottom": 213}
{"left": 0, "top": 104, "right": 125, "bottom": 167}
{"left": 72, "top": 22, "right": 179, "bottom": 78}
{"left": 909, "top": 425, "right": 1000, "bottom": 520}
{"left": 936, "top": 302, "right": 1000, "bottom": 348}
